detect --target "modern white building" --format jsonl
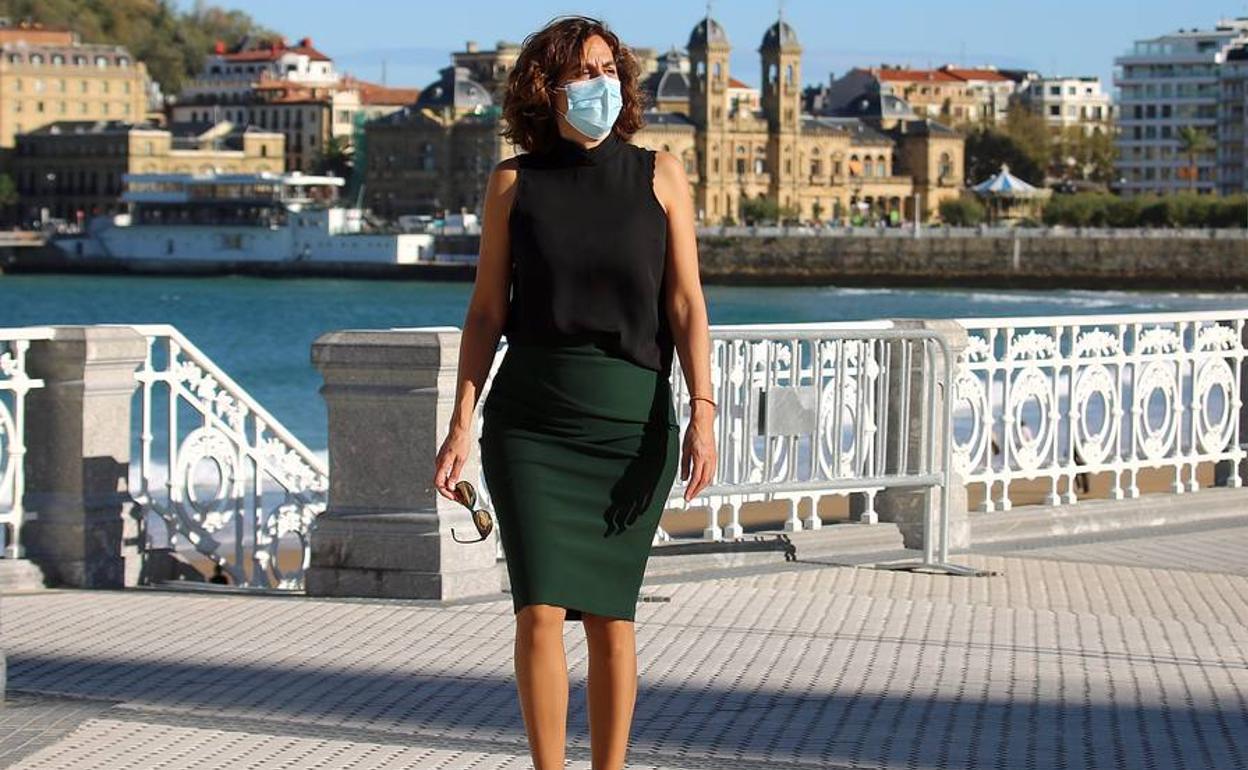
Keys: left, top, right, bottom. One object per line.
{"left": 1018, "top": 77, "right": 1113, "bottom": 135}
{"left": 1114, "top": 18, "right": 1248, "bottom": 195}
{"left": 1218, "top": 44, "right": 1248, "bottom": 194}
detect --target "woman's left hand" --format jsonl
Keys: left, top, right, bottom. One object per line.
{"left": 681, "top": 406, "right": 718, "bottom": 502}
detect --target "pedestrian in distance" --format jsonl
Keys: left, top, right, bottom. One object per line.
{"left": 431, "top": 14, "right": 718, "bottom": 770}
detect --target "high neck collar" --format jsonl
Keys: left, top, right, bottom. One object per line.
{"left": 544, "top": 130, "right": 622, "bottom": 166}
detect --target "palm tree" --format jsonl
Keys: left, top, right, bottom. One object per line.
{"left": 1176, "top": 126, "right": 1215, "bottom": 192}
{"left": 317, "top": 135, "right": 354, "bottom": 179}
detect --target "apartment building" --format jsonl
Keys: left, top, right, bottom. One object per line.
{"left": 0, "top": 20, "right": 150, "bottom": 149}
{"left": 1114, "top": 18, "right": 1248, "bottom": 195}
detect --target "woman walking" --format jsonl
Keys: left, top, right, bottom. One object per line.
{"left": 432, "top": 14, "right": 717, "bottom": 770}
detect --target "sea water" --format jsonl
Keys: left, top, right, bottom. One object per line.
{"left": 4, "top": 273, "right": 1248, "bottom": 453}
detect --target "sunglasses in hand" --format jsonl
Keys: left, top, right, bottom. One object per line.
{"left": 450, "top": 479, "right": 495, "bottom": 543}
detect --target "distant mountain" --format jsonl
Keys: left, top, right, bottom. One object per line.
{"left": 0, "top": 0, "right": 274, "bottom": 96}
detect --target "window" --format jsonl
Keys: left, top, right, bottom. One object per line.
{"left": 30, "top": 54, "right": 43, "bottom": 65}
{"left": 939, "top": 152, "right": 952, "bottom": 179}
{"left": 95, "top": 56, "right": 109, "bottom": 69}
{"left": 52, "top": 54, "right": 64, "bottom": 66}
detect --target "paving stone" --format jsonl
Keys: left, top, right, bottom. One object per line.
{"left": 2, "top": 519, "right": 1247, "bottom": 769}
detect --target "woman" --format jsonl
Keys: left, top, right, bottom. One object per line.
{"left": 432, "top": 14, "right": 717, "bottom": 770}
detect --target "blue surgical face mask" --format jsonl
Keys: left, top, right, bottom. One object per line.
{"left": 555, "top": 74, "right": 622, "bottom": 140}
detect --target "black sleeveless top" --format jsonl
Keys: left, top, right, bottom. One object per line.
{"left": 504, "top": 131, "right": 674, "bottom": 377}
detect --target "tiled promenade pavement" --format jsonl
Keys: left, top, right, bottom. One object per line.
{"left": 3, "top": 518, "right": 1247, "bottom": 770}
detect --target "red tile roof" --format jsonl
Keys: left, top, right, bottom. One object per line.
{"left": 353, "top": 80, "right": 421, "bottom": 106}
{"left": 939, "top": 67, "right": 1011, "bottom": 82}
{"left": 727, "top": 77, "right": 752, "bottom": 89}
{"left": 219, "top": 39, "right": 331, "bottom": 63}
{"left": 871, "top": 67, "right": 961, "bottom": 83}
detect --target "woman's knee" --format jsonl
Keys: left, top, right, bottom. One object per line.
{"left": 517, "top": 603, "right": 571, "bottom": 634}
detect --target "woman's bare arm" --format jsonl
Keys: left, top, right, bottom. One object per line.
{"left": 652, "top": 149, "right": 717, "bottom": 500}
{"left": 450, "top": 157, "right": 519, "bottom": 434}
{"left": 434, "top": 156, "right": 520, "bottom": 497}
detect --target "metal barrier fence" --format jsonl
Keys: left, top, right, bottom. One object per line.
{"left": 0, "top": 326, "right": 53, "bottom": 558}
{"left": 952, "top": 311, "right": 1248, "bottom": 511}
{"left": 471, "top": 323, "right": 980, "bottom": 575}
{"left": 118, "top": 324, "right": 328, "bottom": 589}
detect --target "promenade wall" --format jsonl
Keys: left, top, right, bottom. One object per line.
{"left": 434, "top": 232, "right": 1248, "bottom": 290}
{"left": 689, "top": 234, "right": 1248, "bottom": 290}
{"left": 5, "top": 233, "right": 1245, "bottom": 290}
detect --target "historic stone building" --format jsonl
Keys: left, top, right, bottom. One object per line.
{"left": 0, "top": 21, "right": 151, "bottom": 150}
{"left": 629, "top": 14, "right": 965, "bottom": 224}
{"left": 13, "top": 120, "right": 283, "bottom": 222}
{"left": 362, "top": 65, "right": 502, "bottom": 217}
{"left": 170, "top": 36, "right": 417, "bottom": 173}
{"left": 362, "top": 13, "right": 965, "bottom": 223}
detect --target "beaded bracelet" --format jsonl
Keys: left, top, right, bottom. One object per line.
{"left": 689, "top": 395, "right": 717, "bottom": 409}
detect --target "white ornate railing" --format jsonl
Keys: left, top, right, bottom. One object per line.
{"left": 952, "top": 311, "right": 1248, "bottom": 511}
{"left": 117, "top": 324, "right": 328, "bottom": 589}
{"left": 0, "top": 327, "right": 53, "bottom": 558}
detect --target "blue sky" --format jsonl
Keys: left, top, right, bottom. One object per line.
{"left": 183, "top": 1, "right": 1243, "bottom": 91}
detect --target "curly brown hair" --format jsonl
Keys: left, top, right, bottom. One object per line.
{"left": 501, "top": 14, "right": 645, "bottom": 155}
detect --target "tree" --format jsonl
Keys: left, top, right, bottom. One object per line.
{"left": 0, "top": 174, "right": 17, "bottom": 208}
{"left": 741, "top": 195, "right": 780, "bottom": 225}
{"left": 965, "top": 127, "right": 1044, "bottom": 187}
{"left": 1176, "top": 126, "right": 1215, "bottom": 192}
{"left": 317, "top": 135, "right": 353, "bottom": 179}
{"left": 1052, "top": 126, "right": 1117, "bottom": 183}
{"left": 939, "top": 196, "right": 986, "bottom": 226}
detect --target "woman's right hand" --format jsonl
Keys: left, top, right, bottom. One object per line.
{"left": 433, "top": 423, "right": 474, "bottom": 501}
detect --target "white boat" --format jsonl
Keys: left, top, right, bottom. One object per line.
{"left": 52, "top": 172, "right": 434, "bottom": 265}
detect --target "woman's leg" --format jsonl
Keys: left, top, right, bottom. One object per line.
{"left": 582, "top": 612, "right": 638, "bottom": 770}
{"left": 514, "top": 603, "right": 570, "bottom": 770}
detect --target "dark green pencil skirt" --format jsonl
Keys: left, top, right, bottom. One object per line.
{"left": 479, "top": 341, "right": 680, "bottom": 622}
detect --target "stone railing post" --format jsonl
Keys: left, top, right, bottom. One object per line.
{"left": 306, "top": 328, "right": 499, "bottom": 601}
{"left": 22, "top": 326, "right": 148, "bottom": 588}
{"left": 874, "top": 319, "right": 970, "bottom": 551}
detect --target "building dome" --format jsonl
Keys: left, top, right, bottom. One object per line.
{"left": 687, "top": 16, "right": 728, "bottom": 48}
{"left": 415, "top": 65, "right": 492, "bottom": 110}
{"left": 760, "top": 19, "right": 799, "bottom": 49}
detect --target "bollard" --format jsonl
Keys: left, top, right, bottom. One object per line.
{"left": 22, "top": 326, "right": 147, "bottom": 588}
{"left": 305, "top": 328, "right": 500, "bottom": 602}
